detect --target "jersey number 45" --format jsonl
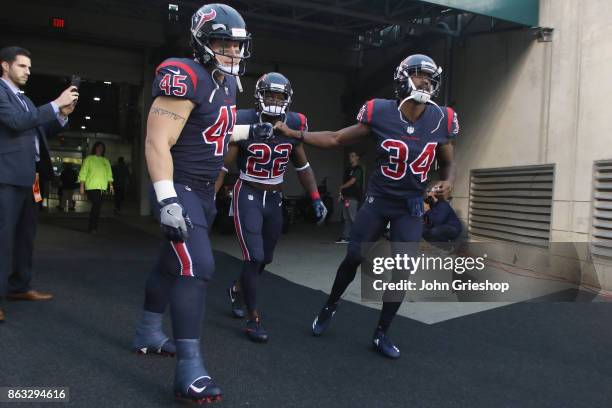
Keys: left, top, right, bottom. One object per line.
{"left": 202, "top": 106, "right": 237, "bottom": 156}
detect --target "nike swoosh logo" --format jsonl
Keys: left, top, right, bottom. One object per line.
{"left": 189, "top": 376, "right": 211, "bottom": 394}
{"left": 167, "top": 68, "right": 181, "bottom": 75}
{"left": 190, "top": 384, "right": 207, "bottom": 393}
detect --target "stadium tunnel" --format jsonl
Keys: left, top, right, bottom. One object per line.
{"left": 0, "top": 0, "right": 541, "bottom": 221}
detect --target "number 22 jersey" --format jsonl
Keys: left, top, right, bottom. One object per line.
{"left": 356, "top": 99, "right": 459, "bottom": 199}
{"left": 234, "top": 109, "right": 308, "bottom": 184}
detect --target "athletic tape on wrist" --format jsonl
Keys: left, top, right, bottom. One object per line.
{"left": 153, "top": 180, "right": 177, "bottom": 202}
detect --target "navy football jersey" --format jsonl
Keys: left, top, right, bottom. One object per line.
{"left": 234, "top": 109, "right": 308, "bottom": 184}
{"left": 152, "top": 58, "right": 237, "bottom": 182}
{"left": 357, "top": 99, "right": 459, "bottom": 199}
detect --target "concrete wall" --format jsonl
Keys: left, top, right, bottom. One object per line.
{"left": 451, "top": 0, "right": 612, "bottom": 244}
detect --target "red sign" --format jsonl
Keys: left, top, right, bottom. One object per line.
{"left": 51, "top": 18, "right": 65, "bottom": 29}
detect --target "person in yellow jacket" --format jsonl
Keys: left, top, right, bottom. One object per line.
{"left": 79, "top": 141, "right": 114, "bottom": 233}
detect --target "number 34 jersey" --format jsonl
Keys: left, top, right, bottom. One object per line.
{"left": 357, "top": 98, "right": 459, "bottom": 199}
{"left": 152, "top": 57, "right": 237, "bottom": 182}
{"left": 234, "top": 108, "right": 308, "bottom": 184}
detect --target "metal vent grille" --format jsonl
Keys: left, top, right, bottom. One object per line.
{"left": 469, "top": 164, "right": 554, "bottom": 245}
{"left": 592, "top": 160, "right": 612, "bottom": 258}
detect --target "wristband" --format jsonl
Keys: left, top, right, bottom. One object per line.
{"left": 295, "top": 162, "right": 310, "bottom": 172}
{"left": 153, "top": 180, "right": 177, "bottom": 202}
{"left": 298, "top": 130, "right": 305, "bottom": 142}
{"left": 232, "top": 125, "right": 250, "bottom": 141}
{"left": 310, "top": 191, "right": 321, "bottom": 201}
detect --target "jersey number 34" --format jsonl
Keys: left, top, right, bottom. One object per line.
{"left": 381, "top": 140, "right": 437, "bottom": 182}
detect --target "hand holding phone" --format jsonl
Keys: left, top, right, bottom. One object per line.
{"left": 70, "top": 75, "right": 81, "bottom": 90}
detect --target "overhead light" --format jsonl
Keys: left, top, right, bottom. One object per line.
{"left": 93, "top": 97, "right": 100, "bottom": 101}
{"left": 85, "top": 116, "right": 91, "bottom": 120}
{"left": 81, "top": 126, "right": 86, "bottom": 130}
{"left": 103, "top": 81, "right": 112, "bottom": 85}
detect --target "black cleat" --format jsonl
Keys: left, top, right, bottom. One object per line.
{"left": 243, "top": 317, "right": 269, "bottom": 343}
{"left": 132, "top": 311, "right": 176, "bottom": 356}
{"left": 312, "top": 303, "right": 337, "bottom": 337}
{"left": 227, "top": 282, "right": 245, "bottom": 318}
{"left": 372, "top": 329, "right": 400, "bottom": 359}
{"left": 133, "top": 338, "right": 176, "bottom": 357}
{"left": 175, "top": 376, "right": 223, "bottom": 405}
{"left": 174, "top": 340, "right": 223, "bottom": 404}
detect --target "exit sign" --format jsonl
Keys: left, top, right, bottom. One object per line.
{"left": 51, "top": 17, "right": 65, "bottom": 29}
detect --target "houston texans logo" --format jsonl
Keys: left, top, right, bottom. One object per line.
{"left": 194, "top": 9, "right": 217, "bottom": 34}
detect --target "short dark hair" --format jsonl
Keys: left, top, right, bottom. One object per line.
{"left": 348, "top": 150, "right": 362, "bottom": 158}
{"left": 0, "top": 46, "right": 31, "bottom": 73}
{"left": 91, "top": 141, "right": 106, "bottom": 156}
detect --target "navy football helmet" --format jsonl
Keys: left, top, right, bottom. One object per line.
{"left": 254, "top": 72, "right": 293, "bottom": 117}
{"left": 394, "top": 54, "right": 442, "bottom": 105}
{"left": 190, "top": 3, "right": 252, "bottom": 76}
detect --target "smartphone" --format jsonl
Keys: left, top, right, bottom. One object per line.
{"left": 70, "top": 75, "right": 81, "bottom": 90}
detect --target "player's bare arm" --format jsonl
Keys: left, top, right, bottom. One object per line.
{"left": 292, "top": 143, "right": 318, "bottom": 193}
{"left": 433, "top": 141, "right": 455, "bottom": 198}
{"left": 274, "top": 122, "right": 370, "bottom": 148}
{"left": 215, "top": 143, "right": 239, "bottom": 194}
{"left": 145, "top": 96, "right": 195, "bottom": 183}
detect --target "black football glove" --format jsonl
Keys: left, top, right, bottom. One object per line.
{"left": 158, "top": 197, "right": 194, "bottom": 242}
{"left": 249, "top": 122, "right": 274, "bottom": 141}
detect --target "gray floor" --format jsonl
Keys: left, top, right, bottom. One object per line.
{"left": 1, "top": 213, "right": 612, "bottom": 407}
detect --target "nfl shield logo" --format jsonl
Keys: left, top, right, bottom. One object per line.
{"left": 406, "top": 126, "right": 415, "bottom": 134}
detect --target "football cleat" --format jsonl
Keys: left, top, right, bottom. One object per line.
{"left": 227, "top": 282, "right": 245, "bottom": 318}
{"left": 174, "top": 340, "right": 223, "bottom": 404}
{"left": 132, "top": 311, "right": 176, "bottom": 356}
{"left": 175, "top": 376, "right": 222, "bottom": 405}
{"left": 312, "top": 303, "right": 337, "bottom": 337}
{"left": 243, "top": 317, "right": 269, "bottom": 343}
{"left": 372, "top": 329, "right": 401, "bottom": 359}
{"left": 133, "top": 338, "right": 176, "bottom": 357}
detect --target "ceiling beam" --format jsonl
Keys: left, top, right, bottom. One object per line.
{"left": 240, "top": 10, "right": 357, "bottom": 36}
{"left": 258, "top": 0, "right": 455, "bottom": 36}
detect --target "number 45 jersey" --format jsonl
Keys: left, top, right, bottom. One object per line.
{"left": 152, "top": 57, "right": 237, "bottom": 182}
{"left": 357, "top": 98, "right": 459, "bottom": 199}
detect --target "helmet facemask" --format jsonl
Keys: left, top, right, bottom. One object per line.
{"left": 395, "top": 64, "right": 442, "bottom": 107}
{"left": 256, "top": 89, "right": 291, "bottom": 117}
{"left": 194, "top": 34, "right": 251, "bottom": 76}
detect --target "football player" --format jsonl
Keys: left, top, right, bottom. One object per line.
{"left": 274, "top": 54, "right": 458, "bottom": 359}
{"left": 131, "top": 4, "right": 270, "bottom": 404}
{"left": 215, "top": 72, "right": 327, "bottom": 342}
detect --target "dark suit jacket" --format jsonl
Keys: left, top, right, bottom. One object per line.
{"left": 0, "top": 79, "right": 61, "bottom": 187}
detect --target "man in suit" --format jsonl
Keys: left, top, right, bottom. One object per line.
{"left": 0, "top": 46, "right": 78, "bottom": 322}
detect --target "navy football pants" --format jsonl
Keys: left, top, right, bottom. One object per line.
{"left": 232, "top": 179, "right": 283, "bottom": 314}
{"left": 327, "top": 194, "right": 424, "bottom": 332}
{"left": 143, "top": 182, "right": 217, "bottom": 339}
